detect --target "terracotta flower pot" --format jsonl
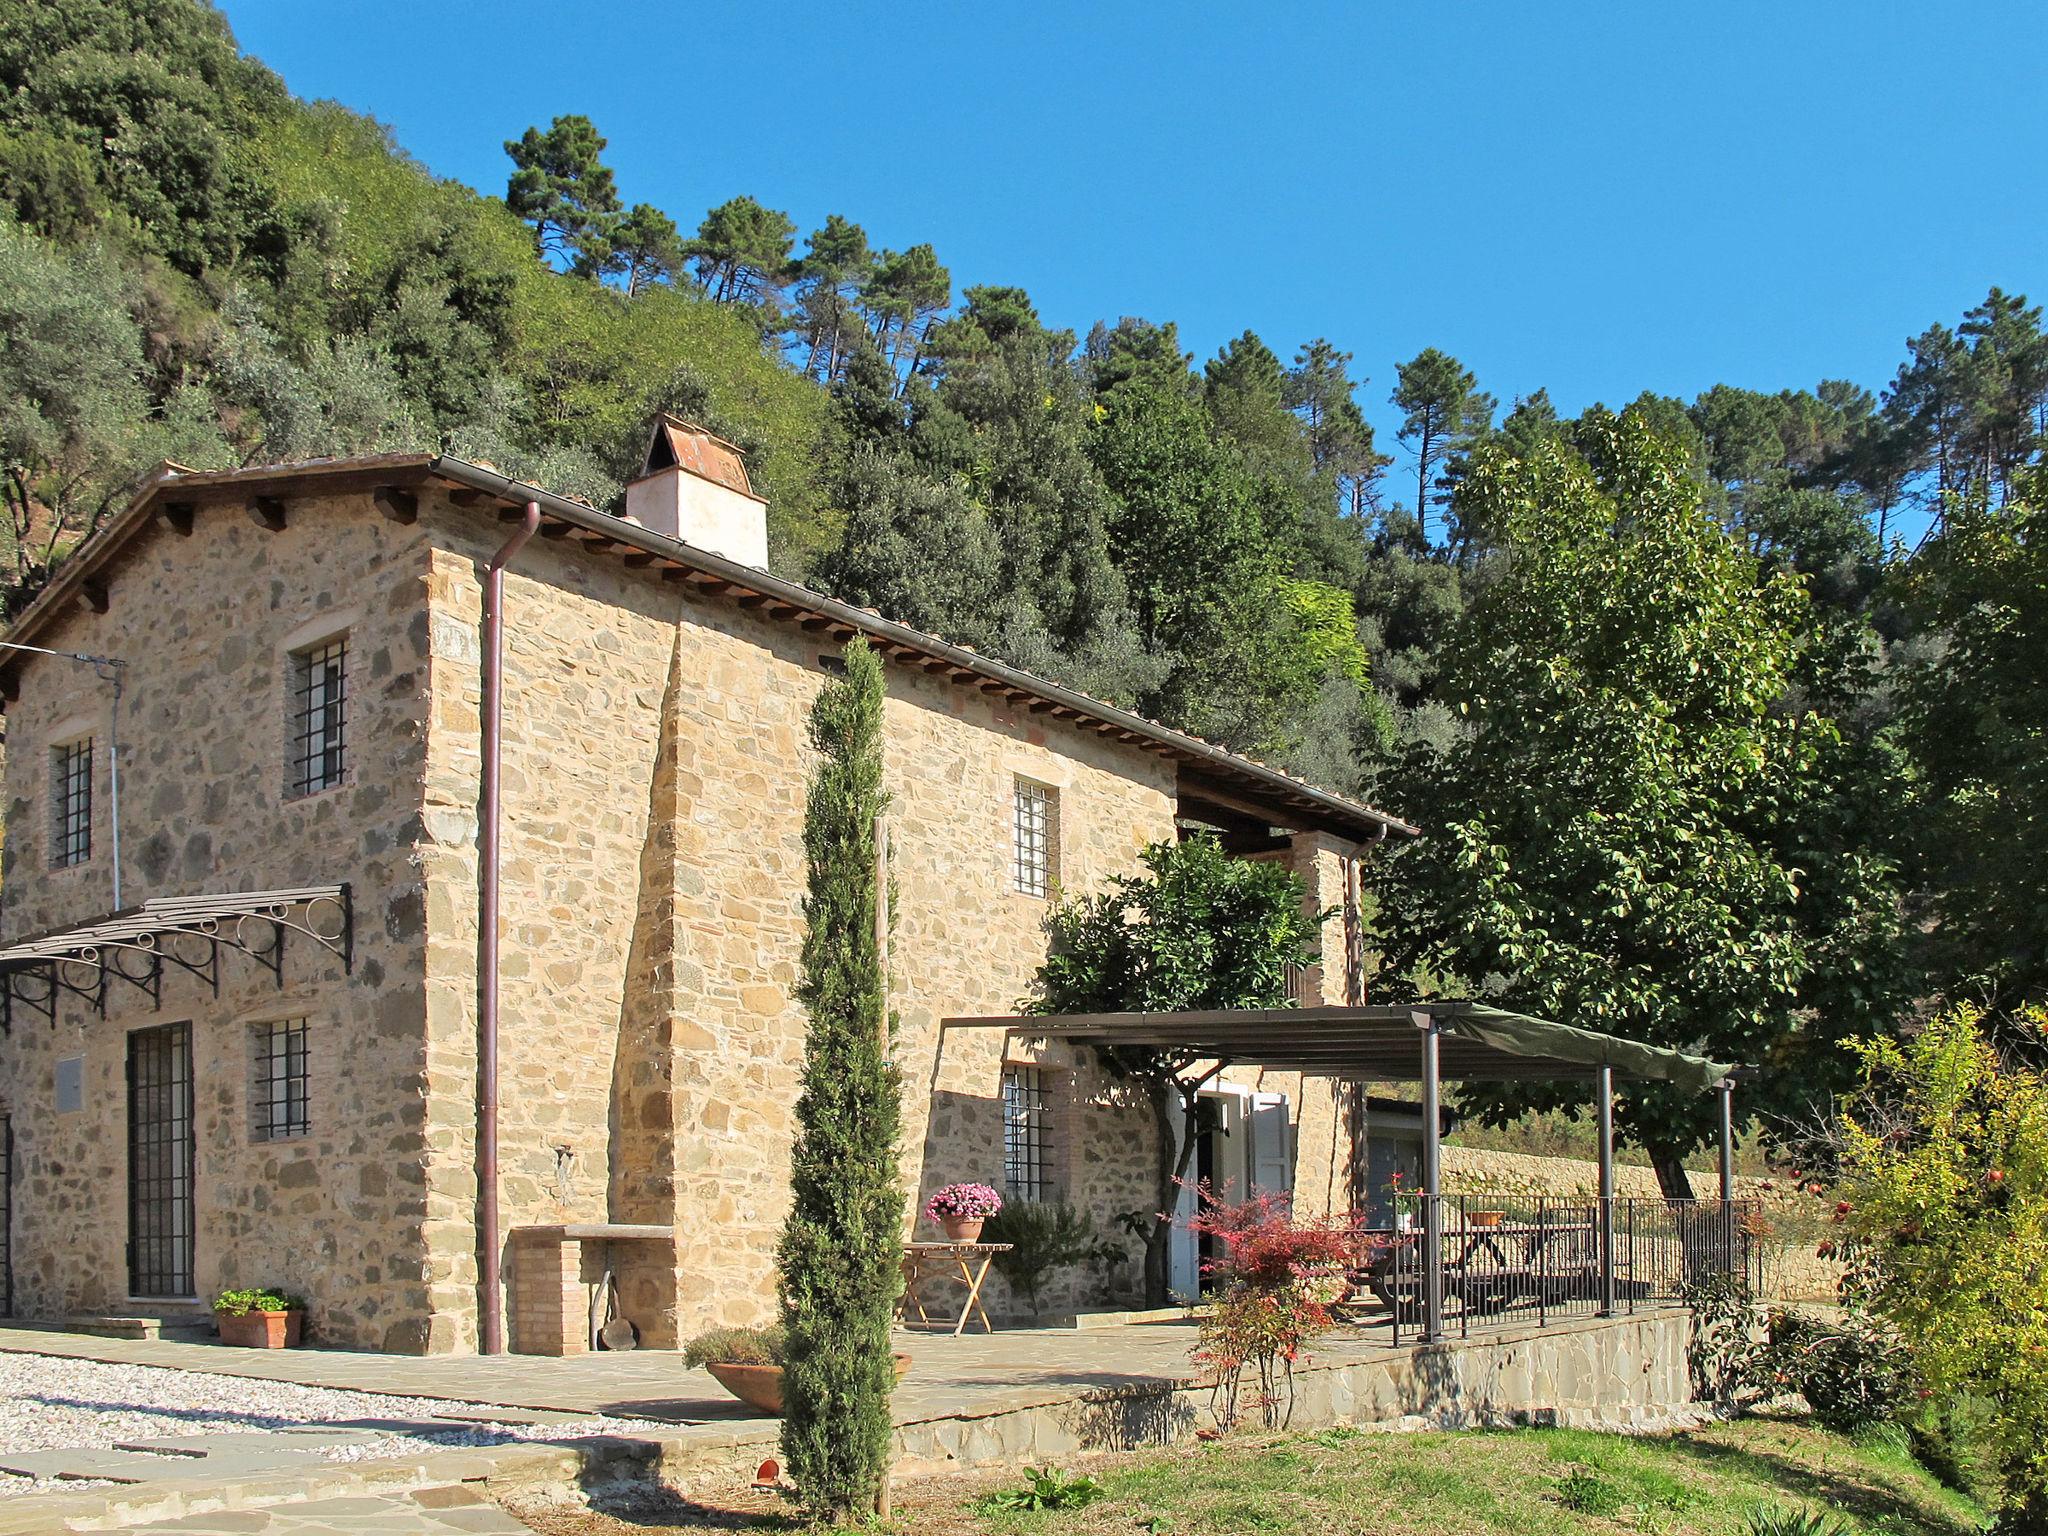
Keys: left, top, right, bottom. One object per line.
{"left": 707, "top": 1354, "right": 912, "bottom": 1416}
{"left": 940, "top": 1215, "right": 985, "bottom": 1243}
{"left": 1467, "top": 1211, "right": 1506, "bottom": 1229}
{"left": 215, "top": 1309, "right": 303, "bottom": 1348}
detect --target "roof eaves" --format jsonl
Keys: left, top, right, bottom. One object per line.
{"left": 424, "top": 456, "right": 1418, "bottom": 839}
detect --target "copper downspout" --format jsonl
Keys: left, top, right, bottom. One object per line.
{"left": 478, "top": 501, "right": 540, "bottom": 1355}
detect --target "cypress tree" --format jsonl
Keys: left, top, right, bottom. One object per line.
{"left": 777, "top": 636, "right": 902, "bottom": 1518}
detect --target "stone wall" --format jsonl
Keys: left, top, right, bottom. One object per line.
{"left": 0, "top": 496, "right": 436, "bottom": 1347}
{"left": 890, "top": 1310, "right": 1706, "bottom": 1472}
{"left": 414, "top": 502, "right": 1377, "bottom": 1347}
{"left": 0, "top": 481, "right": 1382, "bottom": 1355}
{"left": 1438, "top": 1146, "right": 1841, "bottom": 1302}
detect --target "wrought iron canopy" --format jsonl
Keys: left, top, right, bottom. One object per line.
{"left": 943, "top": 1001, "right": 1734, "bottom": 1093}
{"left": 0, "top": 885, "right": 352, "bottom": 1029}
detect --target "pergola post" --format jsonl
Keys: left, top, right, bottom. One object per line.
{"left": 1717, "top": 1077, "right": 1737, "bottom": 1275}
{"left": 1596, "top": 1062, "right": 1615, "bottom": 1318}
{"left": 1417, "top": 1011, "right": 1443, "bottom": 1343}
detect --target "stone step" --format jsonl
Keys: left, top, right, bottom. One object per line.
{"left": 2, "top": 1312, "right": 216, "bottom": 1342}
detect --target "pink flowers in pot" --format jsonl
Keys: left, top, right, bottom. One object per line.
{"left": 926, "top": 1183, "right": 1003, "bottom": 1222}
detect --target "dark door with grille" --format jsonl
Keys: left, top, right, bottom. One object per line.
{"left": 127, "top": 1024, "right": 194, "bottom": 1298}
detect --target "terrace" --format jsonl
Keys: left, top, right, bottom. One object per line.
{"left": 944, "top": 1001, "right": 1752, "bottom": 1345}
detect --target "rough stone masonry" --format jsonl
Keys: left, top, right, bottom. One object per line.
{"left": 0, "top": 442, "right": 1397, "bottom": 1355}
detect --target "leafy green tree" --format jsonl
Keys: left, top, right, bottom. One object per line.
{"left": 212, "top": 288, "right": 428, "bottom": 463}
{"left": 1370, "top": 407, "right": 1906, "bottom": 1198}
{"left": 0, "top": 220, "right": 227, "bottom": 599}
{"left": 1896, "top": 473, "right": 2048, "bottom": 1006}
{"left": 503, "top": 114, "right": 622, "bottom": 270}
{"left": 1837, "top": 1003, "right": 2048, "bottom": 1534}
{"left": 1030, "top": 833, "right": 1324, "bottom": 1304}
{"left": 1084, "top": 316, "right": 1196, "bottom": 397}
{"left": 0, "top": 0, "right": 287, "bottom": 273}
{"left": 1391, "top": 347, "right": 1493, "bottom": 546}
{"left": 812, "top": 451, "right": 1003, "bottom": 642}
{"left": 687, "top": 194, "right": 796, "bottom": 307}
{"left": 1089, "top": 381, "right": 1298, "bottom": 745}
{"left": 777, "top": 637, "right": 902, "bottom": 1520}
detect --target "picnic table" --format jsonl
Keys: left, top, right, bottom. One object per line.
{"left": 1334, "top": 1214, "right": 1603, "bottom": 1321}
{"left": 898, "top": 1241, "right": 1013, "bottom": 1336}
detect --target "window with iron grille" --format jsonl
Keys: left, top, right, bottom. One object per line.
{"left": 252, "top": 1018, "right": 310, "bottom": 1140}
{"left": 50, "top": 738, "right": 92, "bottom": 867}
{"left": 287, "top": 637, "right": 347, "bottom": 798}
{"left": 1012, "top": 779, "right": 1057, "bottom": 897}
{"left": 1003, "top": 1067, "right": 1055, "bottom": 1201}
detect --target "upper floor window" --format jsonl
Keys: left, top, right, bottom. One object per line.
{"left": 1012, "top": 778, "right": 1057, "bottom": 898}
{"left": 50, "top": 738, "right": 92, "bottom": 867}
{"left": 287, "top": 636, "right": 348, "bottom": 798}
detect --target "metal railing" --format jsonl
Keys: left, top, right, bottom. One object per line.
{"left": 1342, "top": 1194, "right": 1759, "bottom": 1344}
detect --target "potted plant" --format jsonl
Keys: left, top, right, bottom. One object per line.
{"left": 684, "top": 1326, "right": 911, "bottom": 1415}
{"left": 926, "top": 1182, "right": 1003, "bottom": 1242}
{"left": 213, "top": 1287, "right": 307, "bottom": 1348}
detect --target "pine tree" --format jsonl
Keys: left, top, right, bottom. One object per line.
{"left": 1391, "top": 347, "right": 1494, "bottom": 545}
{"left": 503, "top": 114, "right": 623, "bottom": 269}
{"left": 777, "top": 637, "right": 902, "bottom": 1520}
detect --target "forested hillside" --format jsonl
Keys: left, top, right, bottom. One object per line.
{"left": 4, "top": 1, "right": 2045, "bottom": 1095}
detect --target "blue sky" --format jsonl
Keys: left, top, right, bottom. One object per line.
{"left": 221, "top": 0, "right": 2043, "bottom": 519}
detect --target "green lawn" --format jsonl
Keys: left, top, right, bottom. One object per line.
{"left": 509, "top": 1414, "right": 1988, "bottom": 1536}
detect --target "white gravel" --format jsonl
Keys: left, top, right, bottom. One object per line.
{"left": 0, "top": 1350, "right": 675, "bottom": 1493}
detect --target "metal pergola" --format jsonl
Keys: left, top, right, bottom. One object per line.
{"left": 944, "top": 1002, "right": 1741, "bottom": 1342}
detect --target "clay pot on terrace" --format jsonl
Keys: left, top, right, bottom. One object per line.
{"left": 940, "top": 1216, "right": 985, "bottom": 1243}
{"left": 707, "top": 1355, "right": 914, "bottom": 1416}
{"left": 1467, "top": 1210, "right": 1507, "bottom": 1229}
{"left": 215, "top": 1309, "right": 304, "bottom": 1348}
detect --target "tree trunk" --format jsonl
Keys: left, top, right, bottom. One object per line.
{"left": 1648, "top": 1146, "right": 1695, "bottom": 1204}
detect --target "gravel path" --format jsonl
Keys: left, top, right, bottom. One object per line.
{"left": 0, "top": 1350, "right": 675, "bottom": 1494}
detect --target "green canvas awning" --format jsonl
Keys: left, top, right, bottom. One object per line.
{"left": 942, "top": 1001, "right": 1734, "bottom": 1094}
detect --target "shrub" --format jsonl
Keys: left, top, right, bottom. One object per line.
{"left": 1552, "top": 1466, "right": 1623, "bottom": 1516}
{"left": 1184, "top": 1184, "right": 1351, "bottom": 1429}
{"left": 983, "top": 1200, "right": 1108, "bottom": 1314}
{"left": 1836, "top": 1003, "right": 2048, "bottom": 1533}
{"left": 212, "top": 1287, "right": 306, "bottom": 1315}
{"left": 681, "top": 1325, "right": 787, "bottom": 1369}
{"left": 1759, "top": 1308, "right": 1914, "bottom": 1433}
{"left": 976, "top": 1466, "right": 1106, "bottom": 1513}
{"left": 1746, "top": 1505, "right": 1848, "bottom": 1536}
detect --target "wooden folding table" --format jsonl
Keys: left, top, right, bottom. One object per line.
{"left": 898, "top": 1241, "right": 1012, "bottom": 1335}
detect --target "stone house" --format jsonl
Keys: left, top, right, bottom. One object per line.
{"left": 0, "top": 423, "right": 1412, "bottom": 1355}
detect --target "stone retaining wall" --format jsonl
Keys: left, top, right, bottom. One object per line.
{"left": 891, "top": 1310, "right": 1703, "bottom": 1472}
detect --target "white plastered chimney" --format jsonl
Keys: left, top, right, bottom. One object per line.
{"left": 622, "top": 415, "right": 768, "bottom": 568}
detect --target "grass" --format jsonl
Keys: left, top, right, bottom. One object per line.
{"left": 504, "top": 1412, "right": 1988, "bottom": 1536}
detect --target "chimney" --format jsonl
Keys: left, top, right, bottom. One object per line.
{"left": 622, "top": 416, "right": 768, "bottom": 568}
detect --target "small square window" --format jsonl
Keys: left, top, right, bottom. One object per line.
{"left": 1012, "top": 779, "right": 1057, "bottom": 898}
{"left": 51, "top": 738, "right": 92, "bottom": 867}
{"left": 54, "top": 1055, "right": 85, "bottom": 1115}
{"left": 1003, "top": 1067, "right": 1055, "bottom": 1202}
{"left": 252, "top": 1019, "right": 310, "bottom": 1140}
{"left": 287, "top": 636, "right": 347, "bottom": 798}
